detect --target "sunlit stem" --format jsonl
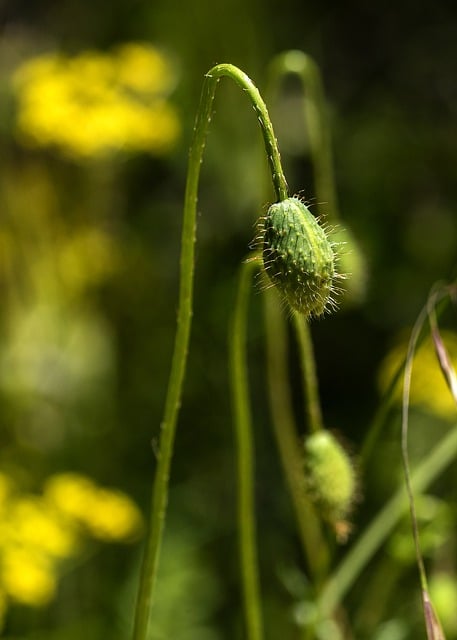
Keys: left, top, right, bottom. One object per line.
{"left": 230, "top": 258, "right": 264, "bottom": 640}
{"left": 132, "top": 64, "right": 288, "bottom": 640}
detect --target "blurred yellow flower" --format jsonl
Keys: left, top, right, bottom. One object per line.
{"left": 115, "top": 42, "right": 176, "bottom": 94}
{"left": 1, "top": 548, "right": 56, "bottom": 606}
{"left": 378, "top": 329, "right": 457, "bottom": 420}
{"left": 44, "top": 472, "right": 97, "bottom": 518}
{"left": 7, "top": 497, "right": 77, "bottom": 559}
{"left": 0, "top": 470, "right": 142, "bottom": 613}
{"left": 12, "top": 44, "right": 180, "bottom": 159}
{"left": 81, "top": 488, "right": 143, "bottom": 541}
{"left": 45, "top": 473, "right": 143, "bottom": 542}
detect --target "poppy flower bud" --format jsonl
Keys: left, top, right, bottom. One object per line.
{"left": 261, "top": 197, "right": 337, "bottom": 317}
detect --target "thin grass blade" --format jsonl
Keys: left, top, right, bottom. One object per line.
{"left": 429, "top": 313, "right": 457, "bottom": 404}
{"left": 423, "top": 589, "right": 446, "bottom": 640}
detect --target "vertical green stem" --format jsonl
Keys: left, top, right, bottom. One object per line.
{"left": 229, "top": 258, "right": 264, "bottom": 640}
{"left": 263, "top": 288, "right": 329, "bottom": 583}
{"left": 292, "top": 311, "right": 324, "bottom": 434}
{"left": 132, "top": 64, "right": 287, "bottom": 640}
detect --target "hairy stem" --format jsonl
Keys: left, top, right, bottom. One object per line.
{"left": 230, "top": 258, "right": 264, "bottom": 640}
{"left": 132, "top": 64, "right": 288, "bottom": 640}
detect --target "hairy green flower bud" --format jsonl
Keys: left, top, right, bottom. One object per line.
{"left": 261, "top": 197, "right": 336, "bottom": 317}
{"left": 304, "top": 430, "right": 356, "bottom": 540}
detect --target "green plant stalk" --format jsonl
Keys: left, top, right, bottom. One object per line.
{"left": 317, "top": 421, "right": 457, "bottom": 619}
{"left": 292, "top": 311, "right": 324, "bottom": 434}
{"left": 230, "top": 258, "right": 264, "bottom": 640}
{"left": 268, "top": 50, "right": 339, "bottom": 222}
{"left": 263, "top": 288, "right": 329, "bottom": 584}
{"left": 132, "top": 64, "right": 288, "bottom": 640}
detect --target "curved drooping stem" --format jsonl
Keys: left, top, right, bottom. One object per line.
{"left": 201, "top": 65, "right": 289, "bottom": 203}
{"left": 132, "top": 64, "right": 288, "bottom": 640}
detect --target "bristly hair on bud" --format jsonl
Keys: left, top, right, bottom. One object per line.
{"left": 257, "top": 196, "right": 341, "bottom": 317}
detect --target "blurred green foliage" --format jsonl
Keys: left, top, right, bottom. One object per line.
{"left": 0, "top": 0, "right": 456, "bottom": 638}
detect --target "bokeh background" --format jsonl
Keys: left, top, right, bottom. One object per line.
{"left": 0, "top": 0, "right": 456, "bottom": 638}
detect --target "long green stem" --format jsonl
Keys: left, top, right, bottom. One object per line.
{"left": 132, "top": 64, "right": 287, "bottom": 640}
{"left": 317, "top": 421, "right": 457, "bottom": 619}
{"left": 263, "top": 288, "right": 329, "bottom": 584}
{"left": 229, "top": 258, "right": 264, "bottom": 640}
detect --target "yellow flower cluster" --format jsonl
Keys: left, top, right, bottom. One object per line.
{"left": 0, "top": 471, "right": 142, "bottom": 615}
{"left": 44, "top": 473, "right": 143, "bottom": 542}
{"left": 12, "top": 43, "right": 180, "bottom": 158}
{"left": 378, "top": 329, "right": 457, "bottom": 420}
